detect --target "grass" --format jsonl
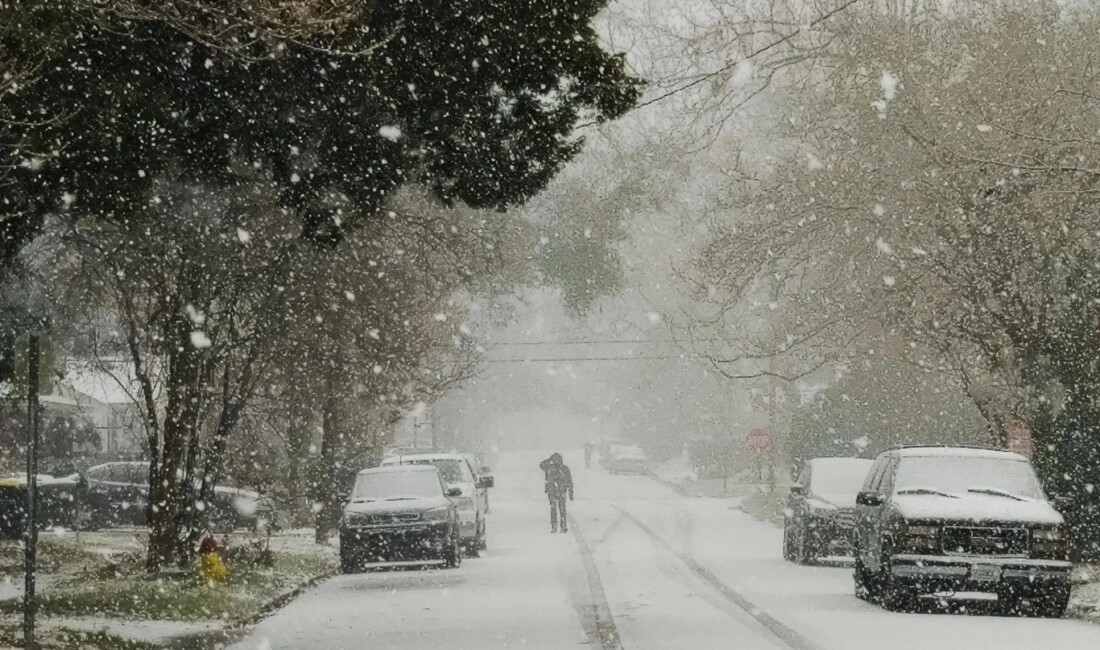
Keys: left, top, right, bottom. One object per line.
{"left": 0, "top": 625, "right": 158, "bottom": 650}
{"left": 739, "top": 489, "right": 787, "bottom": 524}
{"left": 0, "top": 549, "right": 335, "bottom": 623}
{"left": 0, "top": 535, "right": 121, "bottom": 576}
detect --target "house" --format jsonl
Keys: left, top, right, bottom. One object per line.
{"left": 64, "top": 364, "right": 148, "bottom": 457}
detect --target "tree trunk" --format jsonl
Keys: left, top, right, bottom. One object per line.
{"left": 285, "top": 404, "right": 312, "bottom": 516}
{"left": 146, "top": 318, "right": 206, "bottom": 571}
{"left": 314, "top": 387, "right": 341, "bottom": 544}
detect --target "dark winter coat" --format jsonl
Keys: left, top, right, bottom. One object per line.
{"left": 540, "top": 455, "right": 573, "bottom": 499}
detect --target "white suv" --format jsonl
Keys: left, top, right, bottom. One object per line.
{"left": 381, "top": 453, "right": 492, "bottom": 553}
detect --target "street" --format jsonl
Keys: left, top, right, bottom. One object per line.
{"left": 229, "top": 452, "right": 1100, "bottom": 650}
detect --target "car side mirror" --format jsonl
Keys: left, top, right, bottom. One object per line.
{"left": 446, "top": 487, "right": 462, "bottom": 497}
{"left": 476, "top": 476, "right": 495, "bottom": 489}
{"left": 789, "top": 484, "right": 806, "bottom": 497}
{"left": 481, "top": 466, "right": 491, "bottom": 474}
{"left": 856, "top": 491, "right": 883, "bottom": 507}
{"left": 1052, "top": 494, "right": 1073, "bottom": 510}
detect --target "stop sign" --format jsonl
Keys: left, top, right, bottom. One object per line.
{"left": 746, "top": 428, "right": 773, "bottom": 454}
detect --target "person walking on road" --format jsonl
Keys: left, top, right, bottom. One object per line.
{"left": 583, "top": 442, "right": 594, "bottom": 468}
{"left": 539, "top": 453, "right": 574, "bottom": 533}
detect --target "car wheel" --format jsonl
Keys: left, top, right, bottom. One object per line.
{"left": 71, "top": 505, "right": 102, "bottom": 532}
{"left": 796, "top": 523, "right": 816, "bottom": 565}
{"left": 1026, "top": 585, "right": 1070, "bottom": 618}
{"left": 782, "top": 520, "right": 795, "bottom": 561}
{"left": 340, "top": 546, "right": 362, "bottom": 574}
{"left": 853, "top": 552, "right": 876, "bottom": 601}
{"left": 880, "top": 577, "right": 917, "bottom": 612}
{"left": 444, "top": 532, "right": 462, "bottom": 568}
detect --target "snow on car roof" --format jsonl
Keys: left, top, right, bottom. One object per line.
{"left": 890, "top": 446, "right": 1027, "bottom": 461}
{"left": 808, "top": 457, "right": 873, "bottom": 469}
{"left": 381, "top": 453, "right": 468, "bottom": 463}
{"left": 359, "top": 464, "right": 441, "bottom": 475}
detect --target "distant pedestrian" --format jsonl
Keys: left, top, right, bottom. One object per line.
{"left": 539, "top": 453, "right": 574, "bottom": 533}
{"left": 583, "top": 442, "right": 594, "bottom": 469}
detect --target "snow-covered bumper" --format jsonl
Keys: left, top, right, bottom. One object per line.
{"left": 340, "top": 521, "right": 454, "bottom": 561}
{"left": 803, "top": 512, "right": 859, "bottom": 555}
{"left": 889, "top": 554, "right": 1072, "bottom": 592}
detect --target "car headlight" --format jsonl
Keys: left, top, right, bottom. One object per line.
{"left": 898, "top": 523, "right": 940, "bottom": 552}
{"left": 343, "top": 512, "right": 370, "bottom": 526}
{"left": 422, "top": 506, "right": 450, "bottom": 522}
{"left": 1033, "top": 527, "right": 1065, "bottom": 541}
{"left": 1032, "top": 526, "right": 1069, "bottom": 559}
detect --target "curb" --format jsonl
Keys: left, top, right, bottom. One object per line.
{"left": 159, "top": 566, "right": 338, "bottom": 649}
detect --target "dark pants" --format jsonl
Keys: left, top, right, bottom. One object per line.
{"left": 548, "top": 493, "right": 567, "bottom": 532}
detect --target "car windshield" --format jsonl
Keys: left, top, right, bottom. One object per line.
{"left": 351, "top": 472, "right": 442, "bottom": 501}
{"left": 810, "top": 459, "right": 873, "bottom": 504}
{"left": 893, "top": 456, "right": 1045, "bottom": 500}
{"left": 614, "top": 446, "right": 647, "bottom": 460}
{"left": 394, "top": 459, "right": 468, "bottom": 484}
{"left": 6, "top": 0, "right": 1100, "bottom": 646}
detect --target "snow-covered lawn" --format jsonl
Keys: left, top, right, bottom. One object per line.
{"left": 0, "top": 529, "right": 336, "bottom": 647}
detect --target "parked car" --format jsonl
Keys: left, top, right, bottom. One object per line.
{"left": 603, "top": 445, "right": 649, "bottom": 474}
{"left": 81, "top": 461, "right": 278, "bottom": 531}
{"left": 339, "top": 465, "right": 461, "bottom": 572}
{"left": 784, "top": 457, "right": 874, "bottom": 564}
{"left": 853, "top": 446, "right": 1071, "bottom": 616}
{"left": 0, "top": 474, "right": 88, "bottom": 537}
{"left": 381, "top": 453, "right": 491, "bottom": 553}
{"left": 460, "top": 453, "right": 493, "bottom": 514}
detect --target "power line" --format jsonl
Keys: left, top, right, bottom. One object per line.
{"left": 483, "top": 338, "right": 727, "bottom": 347}
{"left": 483, "top": 354, "right": 698, "bottom": 363}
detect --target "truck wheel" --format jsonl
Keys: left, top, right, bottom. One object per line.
{"left": 877, "top": 566, "right": 916, "bottom": 611}
{"left": 1029, "top": 585, "right": 1070, "bottom": 618}
{"left": 340, "top": 547, "right": 362, "bottom": 574}
{"left": 854, "top": 553, "right": 876, "bottom": 601}
{"left": 796, "top": 525, "right": 817, "bottom": 565}
{"left": 444, "top": 533, "right": 462, "bottom": 568}
{"left": 476, "top": 521, "right": 487, "bottom": 552}
{"left": 782, "top": 522, "right": 795, "bottom": 562}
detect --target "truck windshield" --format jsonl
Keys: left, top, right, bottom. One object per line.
{"left": 892, "top": 456, "right": 1044, "bottom": 500}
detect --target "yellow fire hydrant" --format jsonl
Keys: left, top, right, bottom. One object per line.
{"left": 199, "top": 533, "right": 228, "bottom": 585}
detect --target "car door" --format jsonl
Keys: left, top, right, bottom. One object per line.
{"left": 856, "top": 456, "right": 889, "bottom": 569}
{"left": 466, "top": 458, "right": 489, "bottom": 515}
{"left": 124, "top": 462, "right": 150, "bottom": 525}
{"left": 456, "top": 459, "right": 482, "bottom": 520}
{"left": 97, "top": 464, "right": 133, "bottom": 526}
{"left": 83, "top": 464, "right": 113, "bottom": 524}
{"left": 789, "top": 464, "right": 810, "bottom": 521}
{"left": 864, "top": 456, "right": 897, "bottom": 571}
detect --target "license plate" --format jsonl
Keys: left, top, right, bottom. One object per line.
{"left": 971, "top": 564, "right": 1002, "bottom": 582}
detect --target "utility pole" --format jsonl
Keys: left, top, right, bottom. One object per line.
{"left": 23, "top": 333, "right": 40, "bottom": 649}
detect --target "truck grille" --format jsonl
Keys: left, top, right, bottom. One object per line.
{"left": 834, "top": 509, "right": 858, "bottom": 529}
{"left": 362, "top": 511, "right": 422, "bottom": 525}
{"left": 942, "top": 526, "right": 1028, "bottom": 556}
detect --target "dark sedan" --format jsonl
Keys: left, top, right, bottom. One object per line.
{"left": 340, "top": 464, "right": 462, "bottom": 572}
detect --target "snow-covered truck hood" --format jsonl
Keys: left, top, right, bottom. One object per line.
{"left": 344, "top": 495, "right": 450, "bottom": 515}
{"left": 892, "top": 493, "right": 1064, "bottom": 526}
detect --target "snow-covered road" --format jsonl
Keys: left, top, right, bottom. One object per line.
{"left": 228, "top": 451, "right": 1100, "bottom": 650}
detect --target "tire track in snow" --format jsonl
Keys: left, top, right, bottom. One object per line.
{"left": 613, "top": 506, "right": 822, "bottom": 650}
{"left": 569, "top": 515, "right": 625, "bottom": 650}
